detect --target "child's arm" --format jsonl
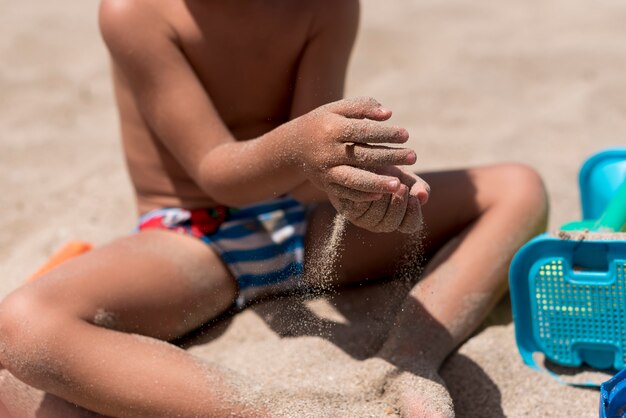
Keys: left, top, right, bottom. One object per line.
{"left": 99, "top": 1, "right": 413, "bottom": 207}
{"left": 283, "top": 1, "right": 429, "bottom": 224}
{"left": 285, "top": 0, "right": 361, "bottom": 204}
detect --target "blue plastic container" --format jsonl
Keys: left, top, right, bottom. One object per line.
{"left": 510, "top": 148, "right": 626, "bottom": 373}
{"left": 600, "top": 367, "right": 626, "bottom": 418}
{"left": 581, "top": 149, "right": 626, "bottom": 221}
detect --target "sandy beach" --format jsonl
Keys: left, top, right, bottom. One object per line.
{"left": 2, "top": 0, "right": 626, "bottom": 416}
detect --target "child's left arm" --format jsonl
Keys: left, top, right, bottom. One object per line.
{"left": 285, "top": 0, "right": 428, "bottom": 232}
{"left": 286, "top": 0, "right": 360, "bottom": 203}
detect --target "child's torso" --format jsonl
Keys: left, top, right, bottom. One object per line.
{"left": 112, "top": 0, "right": 324, "bottom": 214}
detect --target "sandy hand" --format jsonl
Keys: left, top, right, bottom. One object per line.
{"left": 329, "top": 166, "right": 429, "bottom": 233}
{"left": 294, "top": 97, "right": 417, "bottom": 200}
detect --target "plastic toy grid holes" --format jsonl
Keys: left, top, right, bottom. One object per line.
{"left": 532, "top": 259, "right": 626, "bottom": 366}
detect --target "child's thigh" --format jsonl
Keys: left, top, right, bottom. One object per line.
{"left": 6, "top": 229, "right": 237, "bottom": 340}
{"left": 305, "top": 166, "right": 521, "bottom": 285}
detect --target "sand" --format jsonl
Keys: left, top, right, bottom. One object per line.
{"left": 309, "top": 215, "right": 348, "bottom": 292}
{"left": 555, "top": 230, "right": 626, "bottom": 241}
{"left": 3, "top": 0, "right": 626, "bottom": 416}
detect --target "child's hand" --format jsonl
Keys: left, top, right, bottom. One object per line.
{"left": 328, "top": 166, "right": 429, "bottom": 234}
{"left": 295, "top": 97, "right": 416, "bottom": 201}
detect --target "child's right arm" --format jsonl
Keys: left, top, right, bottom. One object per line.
{"left": 99, "top": 1, "right": 415, "bottom": 207}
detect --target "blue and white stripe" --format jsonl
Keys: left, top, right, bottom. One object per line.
{"left": 137, "top": 196, "right": 310, "bottom": 307}
{"left": 209, "top": 197, "right": 308, "bottom": 306}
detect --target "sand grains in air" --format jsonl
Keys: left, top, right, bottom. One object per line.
{"left": 313, "top": 214, "right": 348, "bottom": 291}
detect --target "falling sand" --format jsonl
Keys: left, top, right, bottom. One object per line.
{"left": 314, "top": 214, "right": 349, "bottom": 290}
{"left": 270, "top": 212, "right": 458, "bottom": 418}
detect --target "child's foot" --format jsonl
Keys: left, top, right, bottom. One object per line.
{"left": 389, "top": 369, "right": 454, "bottom": 418}
{"left": 355, "top": 357, "right": 454, "bottom": 418}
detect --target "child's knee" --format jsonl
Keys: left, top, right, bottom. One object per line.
{"left": 493, "top": 163, "right": 549, "bottom": 230}
{"left": 0, "top": 288, "right": 70, "bottom": 373}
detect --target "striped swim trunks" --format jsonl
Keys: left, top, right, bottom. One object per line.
{"left": 137, "top": 197, "right": 309, "bottom": 307}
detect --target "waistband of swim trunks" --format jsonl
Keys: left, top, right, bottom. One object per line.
{"left": 137, "top": 195, "right": 302, "bottom": 224}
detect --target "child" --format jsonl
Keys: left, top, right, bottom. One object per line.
{"left": 0, "top": 0, "right": 548, "bottom": 417}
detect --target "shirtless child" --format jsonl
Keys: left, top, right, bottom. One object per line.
{"left": 0, "top": 0, "right": 548, "bottom": 417}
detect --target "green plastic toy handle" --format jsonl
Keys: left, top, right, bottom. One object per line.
{"left": 593, "top": 180, "right": 626, "bottom": 232}
{"left": 559, "top": 220, "right": 596, "bottom": 231}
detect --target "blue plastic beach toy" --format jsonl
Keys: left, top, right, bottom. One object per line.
{"left": 509, "top": 148, "right": 626, "bottom": 382}
{"left": 601, "top": 367, "right": 626, "bottom": 418}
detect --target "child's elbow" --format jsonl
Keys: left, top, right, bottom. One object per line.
{"left": 198, "top": 177, "right": 251, "bottom": 208}
{"left": 209, "top": 192, "right": 252, "bottom": 209}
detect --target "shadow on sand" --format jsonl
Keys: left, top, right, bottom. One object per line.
{"left": 181, "top": 278, "right": 507, "bottom": 417}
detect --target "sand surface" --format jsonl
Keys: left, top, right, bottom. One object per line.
{"left": 3, "top": 0, "right": 626, "bottom": 416}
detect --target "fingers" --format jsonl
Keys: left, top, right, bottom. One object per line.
{"left": 411, "top": 177, "right": 430, "bottom": 205}
{"left": 388, "top": 169, "right": 427, "bottom": 233}
{"left": 375, "top": 185, "right": 409, "bottom": 233}
{"left": 325, "top": 97, "right": 392, "bottom": 121}
{"left": 343, "top": 120, "right": 409, "bottom": 145}
{"left": 326, "top": 164, "right": 427, "bottom": 234}
{"left": 398, "top": 169, "right": 430, "bottom": 205}
{"left": 330, "top": 196, "right": 372, "bottom": 219}
{"left": 326, "top": 183, "right": 383, "bottom": 202}
{"left": 353, "top": 185, "right": 409, "bottom": 233}
{"left": 398, "top": 196, "right": 424, "bottom": 234}
{"left": 379, "top": 166, "right": 431, "bottom": 205}
{"left": 326, "top": 165, "right": 402, "bottom": 194}
{"left": 331, "top": 184, "right": 420, "bottom": 234}
{"left": 345, "top": 143, "right": 416, "bottom": 167}
{"left": 356, "top": 194, "right": 391, "bottom": 229}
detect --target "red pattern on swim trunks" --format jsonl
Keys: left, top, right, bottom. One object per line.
{"left": 189, "top": 207, "right": 228, "bottom": 237}
{"left": 139, "top": 206, "right": 229, "bottom": 239}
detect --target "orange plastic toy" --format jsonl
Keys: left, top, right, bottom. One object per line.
{"left": 25, "top": 241, "right": 93, "bottom": 283}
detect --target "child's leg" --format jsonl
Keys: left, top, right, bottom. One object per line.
{"left": 0, "top": 369, "right": 106, "bottom": 418}
{"left": 0, "top": 398, "right": 10, "bottom": 418}
{"left": 0, "top": 229, "right": 267, "bottom": 417}
{"left": 306, "top": 163, "right": 548, "bottom": 416}
{"left": 379, "top": 164, "right": 548, "bottom": 364}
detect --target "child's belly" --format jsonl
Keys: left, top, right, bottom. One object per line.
{"left": 121, "top": 113, "right": 284, "bottom": 215}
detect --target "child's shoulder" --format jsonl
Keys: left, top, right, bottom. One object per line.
{"left": 98, "top": 0, "right": 174, "bottom": 59}
{"left": 98, "top": 0, "right": 359, "bottom": 43}
{"left": 98, "top": 0, "right": 176, "bottom": 39}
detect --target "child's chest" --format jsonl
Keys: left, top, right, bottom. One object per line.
{"left": 170, "top": 0, "right": 317, "bottom": 133}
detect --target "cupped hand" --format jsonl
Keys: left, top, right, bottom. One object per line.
{"left": 328, "top": 166, "right": 429, "bottom": 234}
